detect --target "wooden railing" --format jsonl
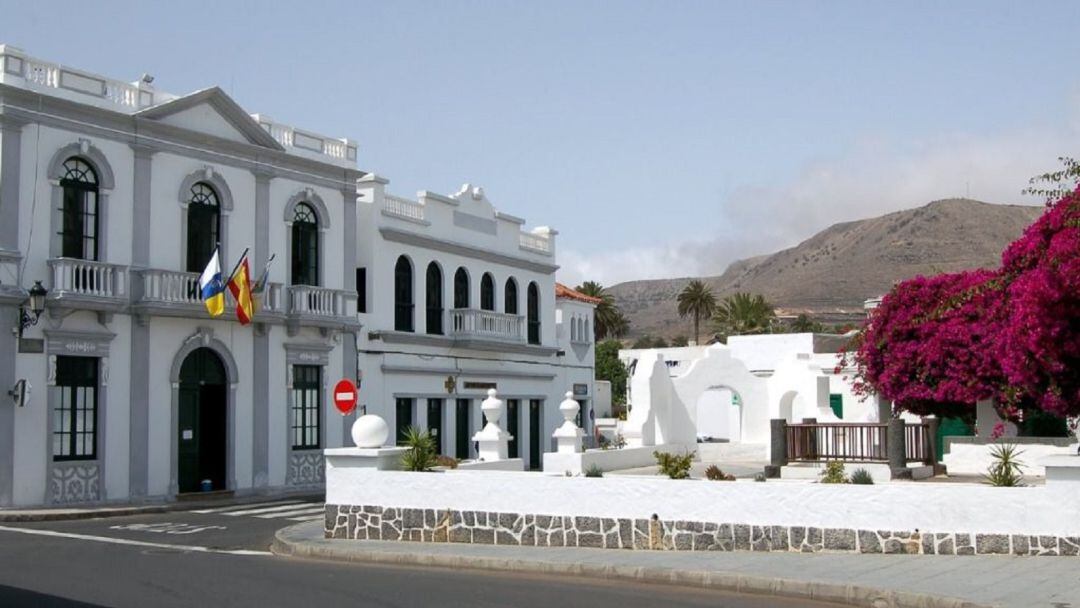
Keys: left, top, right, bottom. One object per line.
{"left": 785, "top": 421, "right": 933, "bottom": 464}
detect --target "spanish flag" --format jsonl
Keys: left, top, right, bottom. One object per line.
{"left": 227, "top": 253, "right": 254, "bottom": 325}
{"left": 199, "top": 249, "right": 226, "bottom": 317}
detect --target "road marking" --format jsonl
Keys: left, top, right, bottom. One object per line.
{"left": 287, "top": 515, "right": 323, "bottom": 522}
{"left": 254, "top": 506, "right": 324, "bottom": 519}
{"left": 190, "top": 500, "right": 302, "bottom": 514}
{"left": 110, "top": 522, "right": 228, "bottom": 535}
{"left": 0, "top": 525, "right": 271, "bottom": 556}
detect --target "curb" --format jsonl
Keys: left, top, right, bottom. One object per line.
{"left": 0, "top": 492, "right": 324, "bottom": 523}
{"left": 272, "top": 522, "right": 992, "bottom": 608}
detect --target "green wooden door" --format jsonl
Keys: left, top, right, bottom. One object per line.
{"left": 506, "top": 399, "right": 519, "bottom": 459}
{"left": 936, "top": 417, "right": 974, "bottom": 463}
{"left": 178, "top": 386, "right": 200, "bottom": 493}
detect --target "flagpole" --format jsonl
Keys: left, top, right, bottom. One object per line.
{"left": 227, "top": 247, "right": 250, "bottom": 281}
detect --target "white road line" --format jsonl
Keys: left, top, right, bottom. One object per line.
{"left": 254, "top": 506, "right": 325, "bottom": 519}
{"left": 190, "top": 500, "right": 301, "bottom": 515}
{"left": 0, "top": 525, "right": 272, "bottom": 556}
{"left": 287, "top": 515, "right": 323, "bottom": 522}
{"left": 219, "top": 502, "right": 317, "bottom": 517}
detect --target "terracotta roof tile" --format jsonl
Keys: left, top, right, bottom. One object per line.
{"left": 555, "top": 282, "right": 603, "bottom": 305}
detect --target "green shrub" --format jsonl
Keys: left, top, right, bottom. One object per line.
{"left": 400, "top": 426, "right": 438, "bottom": 472}
{"left": 819, "top": 461, "right": 848, "bottom": 484}
{"left": 704, "top": 464, "right": 735, "bottom": 481}
{"left": 753, "top": 472, "right": 767, "bottom": 482}
{"left": 654, "top": 450, "right": 694, "bottom": 479}
{"left": 584, "top": 464, "right": 604, "bottom": 478}
{"left": 849, "top": 468, "right": 874, "bottom": 485}
{"left": 984, "top": 443, "right": 1025, "bottom": 487}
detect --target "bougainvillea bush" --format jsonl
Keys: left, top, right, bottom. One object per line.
{"left": 849, "top": 187, "right": 1080, "bottom": 422}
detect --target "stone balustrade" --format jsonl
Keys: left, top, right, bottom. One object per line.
{"left": 382, "top": 194, "right": 426, "bottom": 222}
{"left": 48, "top": 258, "right": 127, "bottom": 301}
{"left": 449, "top": 308, "right": 524, "bottom": 342}
{"left": 519, "top": 231, "right": 552, "bottom": 255}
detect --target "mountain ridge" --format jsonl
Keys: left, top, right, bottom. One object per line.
{"left": 607, "top": 198, "right": 1044, "bottom": 339}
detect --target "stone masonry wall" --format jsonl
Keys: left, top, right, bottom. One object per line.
{"left": 325, "top": 504, "right": 1080, "bottom": 556}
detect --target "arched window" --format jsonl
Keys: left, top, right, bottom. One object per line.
{"left": 394, "top": 256, "right": 414, "bottom": 332}
{"left": 584, "top": 318, "right": 591, "bottom": 343}
{"left": 426, "top": 262, "right": 443, "bottom": 335}
{"left": 504, "top": 278, "right": 518, "bottom": 315}
{"left": 186, "top": 182, "right": 220, "bottom": 272}
{"left": 480, "top": 273, "right": 495, "bottom": 311}
{"left": 454, "top": 268, "right": 470, "bottom": 309}
{"left": 290, "top": 202, "right": 319, "bottom": 286}
{"left": 58, "top": 158, "right": 99, "bottom": 261}
{"left": 570, "top": 315, "right": 577, "bottom": 342}
{"left": 527, "top": 282, "right": 541, "bottom": 345}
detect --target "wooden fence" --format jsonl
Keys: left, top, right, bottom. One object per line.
{"left": 785, "top": 421, "right": 933, "bottom": 464}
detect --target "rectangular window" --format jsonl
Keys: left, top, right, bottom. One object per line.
{"left": 53, "top": 356, "right": 98, "bottom": 461}
{"left": 506, "top": 399, "right": 520, "bottom": 459}
{"left": 396, "top": 398, "right": 414, "bottom": 445}
{"left": 291, "top": 365, "right": 322, "bottom": 449}
{"left": 427, "top": 398, "right": 443, "bottom": 455}
{"left": 356, "top": 268, "right": 367, "bottom": 313}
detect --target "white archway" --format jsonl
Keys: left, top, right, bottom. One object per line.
{"left": 696, "top": 386, "right": 743, "bottom": 442}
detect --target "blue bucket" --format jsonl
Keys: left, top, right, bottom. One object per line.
{"left": 200, "top": 479, "right": 213, "bottom": 492}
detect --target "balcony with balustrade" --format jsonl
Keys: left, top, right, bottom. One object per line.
{"left": 46, "top": 258, "right": 128, "bottom": 321}
{"left": 131, "top": 268, "right": 286, "bottom": 324}
{"left": 286, "top": 284, "right": 360, "bottom": 334}
{"left": 449, "top": 308, "right": 525, "bottom": 344}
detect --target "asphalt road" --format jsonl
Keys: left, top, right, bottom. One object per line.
{"left": 0, "top": 501, "right": 846, "bottom": 608}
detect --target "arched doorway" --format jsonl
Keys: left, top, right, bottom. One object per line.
{"left": 177, "top": 347, "right": 228, "bottom": 493}
{"left": 779, "top": 390, "right": 805, "bottom": 423}
{"left": 696, "top": 386, "right": 743, "bottom": 442}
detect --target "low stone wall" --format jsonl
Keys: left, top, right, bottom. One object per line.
{"left": 324, "top": 504, "right": 1077, "bottom": 556}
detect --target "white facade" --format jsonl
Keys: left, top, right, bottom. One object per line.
{"left": 355, "top": 177, "right": 596, "bottom": 470}
{"left": 0, "top": 46, "right": 359, "bottom": 506}
{"left": 620, "top": 334, "right": 886, "bottom": 448}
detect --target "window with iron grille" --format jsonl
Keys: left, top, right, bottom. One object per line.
{"left": 291, "top": 203, "right": 319, "bottom": 286}
{"left": 480, "top": 273, "right": 495, "bottom": 311}
{"left": 426, "top": 262, "right": 443, "bottom": 335}
{"left": 291, "top": 365, "right": 321, "bottom": 449}
{"left": 53, "top": 356, "right": 98, "bottom": 461}
{"left": 58, "top": 158, "right": 99, "bottom": 261}
{"left": 527, "top": 282, "right": 541, "bottom": 344}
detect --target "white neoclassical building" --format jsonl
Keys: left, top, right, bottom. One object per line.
{"left": 0, "top": 45, "right": 597, "bottom": 507}
{"left": 0, "top": 45, "right": 363, "bottom": 507}
{"left": 355, "top": 178, "right": 598, "bottom": 470}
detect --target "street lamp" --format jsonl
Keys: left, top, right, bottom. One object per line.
{"left": 17, "top": 281, "right": 47, "bottom": 338}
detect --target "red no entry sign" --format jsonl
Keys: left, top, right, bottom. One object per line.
{"left": 333, "top": 379, "right": 358, "bottom": 415}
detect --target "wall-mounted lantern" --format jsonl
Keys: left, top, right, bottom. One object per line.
{"left": 16, "top": 281, "right": 47, "bottom": 338}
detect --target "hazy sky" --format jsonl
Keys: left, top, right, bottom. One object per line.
{"left": 4, "top": 1, "right": 1077, "bottom": 285}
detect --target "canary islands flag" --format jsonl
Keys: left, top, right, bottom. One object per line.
{"left": 199, "top": 249, "right": 226, "bottom": 317}
{"left": 227, "top": 253, "right": 254, "bottom": 325}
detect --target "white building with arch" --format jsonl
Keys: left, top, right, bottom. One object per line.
{"left": 0, "top": 45, "right": 597, "bottom": 506}
{"left": 355, "top": 179, "right": 598, "bottom": 470}
{"left": 0, "top": 46, "right": 354, "bottom": 507}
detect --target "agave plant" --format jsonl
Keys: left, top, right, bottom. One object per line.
{"left": 984, "top": 443, "right": 1025, "bottom": 487}
{"left": 400, "top": 426, "right": 438, "bottom": 472}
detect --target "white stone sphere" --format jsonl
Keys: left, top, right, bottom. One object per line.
{"left": 351, "top": 414, "right": 389, "bottom": 448}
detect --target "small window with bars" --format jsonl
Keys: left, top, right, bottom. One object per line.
{"left": 53, "top": 356, "right": 98, "bottom": 461}
{"left": 291, "top": 365, "right": 322, "bottom": 449}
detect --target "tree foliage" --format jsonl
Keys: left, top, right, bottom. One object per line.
{"left": 676, "top": 280, "right": 717, "bottom": 344}
{"left": 848, "top": 186, "right": 1080, "bottom": 421}
{"left": 1022, "top": 156, "right": 1080, "bottom": 202}
{"left": 788, "top": 313, "right": 825, "bottom": 333}
{"left": 576, "top": 281, "right": 629, "bottom": 340}
{"left": 712, "top": 292, "right": 776, "bottom": 338}
{"left": 595, "top": 339, "right": 629, "bottom": 405}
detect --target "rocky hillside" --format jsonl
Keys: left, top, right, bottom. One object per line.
{"left": 609, "top": 198, "right": 1044, "bottom": 340}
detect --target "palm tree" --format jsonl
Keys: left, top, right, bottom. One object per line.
{"left": 676, "top": 280, "right": 716, "bottom": 344}
{"left": 789, "top": 313, "right": 823, "bottom": 333}
{"left": 712, "top": 292, "right": 776, "bottom": 338}
{"left": 576, "top": 281, "right": 629, "bottom": 340}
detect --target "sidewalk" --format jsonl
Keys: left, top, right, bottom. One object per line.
{"left": 0, "top": 491, "right": 323, "bottom": 522}
{"left": 274, "top": 520, "right": 1076, "bottom": 608}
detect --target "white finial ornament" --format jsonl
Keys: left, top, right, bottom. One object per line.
{"left": 553, "top": 390, "right": 584, "bottom": 454}
{"left": 473, "top": 388, "right": 511, "bottom": 461}
{"left": 351, "top": 414, "right": 389, "bottom": 448}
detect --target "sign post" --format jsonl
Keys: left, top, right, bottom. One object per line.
{"left": 333, "top": 379, "right": 358, "bottom": 416}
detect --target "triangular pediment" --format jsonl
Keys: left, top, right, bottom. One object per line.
{"left": 135, "top": 87, "right": 284, "bottom": 151}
